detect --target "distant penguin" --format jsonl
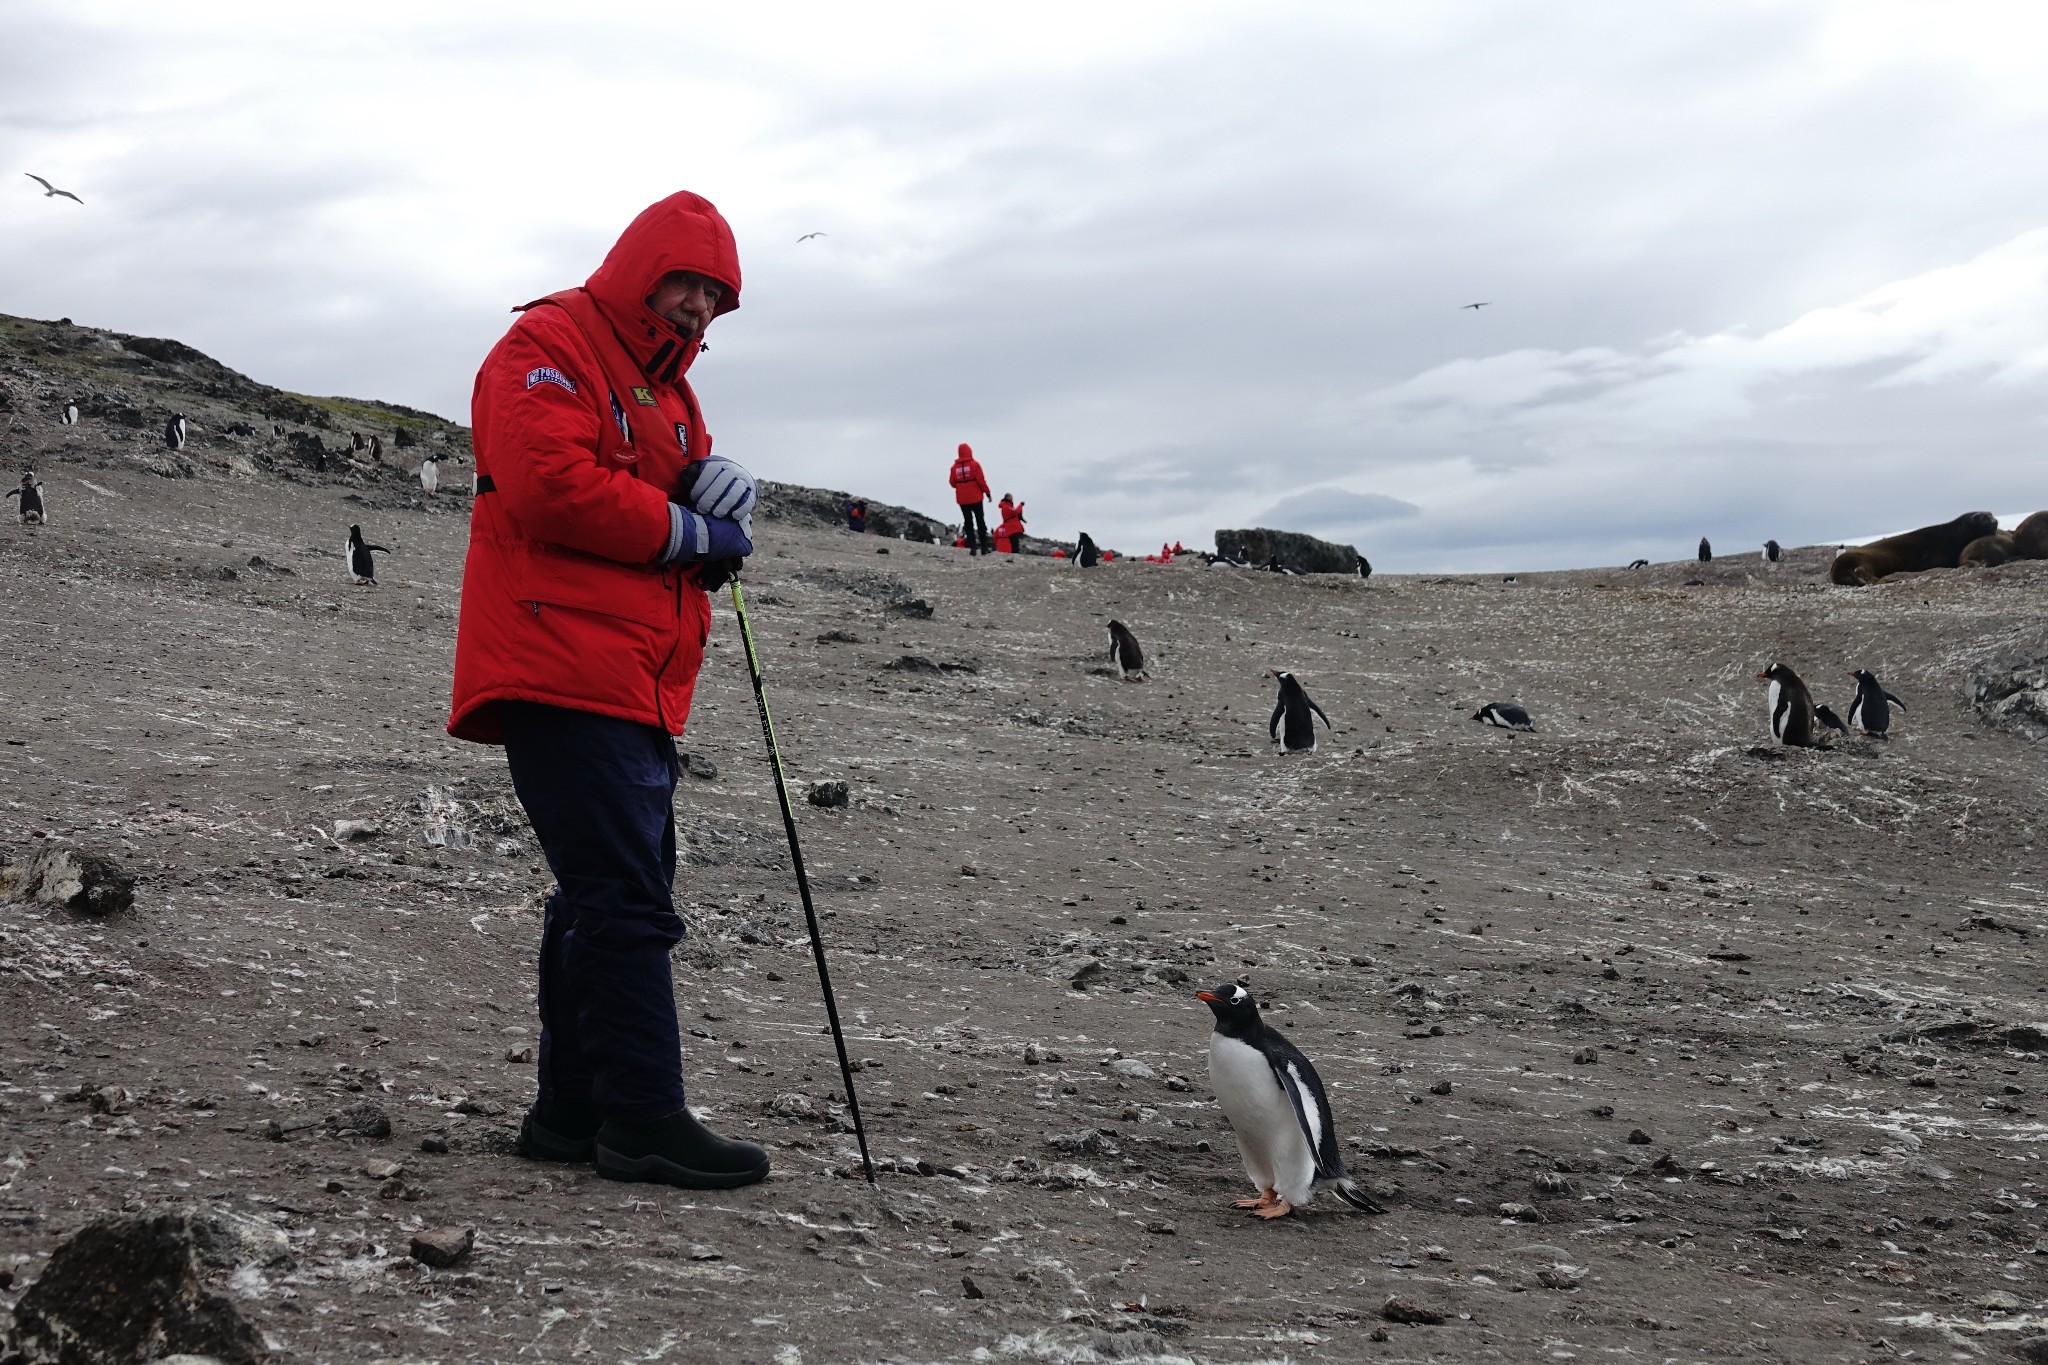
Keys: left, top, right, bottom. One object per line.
{"left": 1698, "top": 537, "right": 1712, "bottom": 563}
{"left": 371, "top": 435, "right": 384, "bottom": 461}
{"left": 1472, "top": 701, "right": 1534, "bottom": 731}
{"left": 1758, "top": 662, "right": 1817, "bottom": 747}
{"left": 1076, "top": 532, "right": 1101, "bottom": 568}
{"left": 1268, "top": 669, "right": 1330, "bottom": 752}
{"left": 346, "top": 523, "right": 390, "bottom": 585}
{"left": 352, "top": 432, "right": 365, "bottom": 452}
{"left": 1355, "top": 554, "right": 1372, "bottom": 580}
{"left": 60, "top": 400, "right": 78, "bottom": 426}
{"left": 1846, "top": 669, "right": 1905, "bottom": 740}
{"left": 272, "top": 423, "right": 285, "bottom": 437}
{"left": 1106, "top": 620, "right": 1146, "bottom": 681}
{"left": 419, "top": 456, "right": 439, "bottom": 494}
{"left": 1763, "top": 539, "right": 1782, "bottom": 564}
{"left": 1627, "top": 558, "right": 1649, "bottom": 570}
{"left": 1814, "top": 703, "right": 1849, "bottom": 738}
{"left": 164, "top": 413, "right": 186, "bottom": 450}
{"left": 1265, "top": 557, "right": 1302, "bottom": 576}
{"left": 1197, "top": 982, "right": 1384, "bottom": 1220}
{"left": 6, "top": 472, "right": 45, "bottom": 525}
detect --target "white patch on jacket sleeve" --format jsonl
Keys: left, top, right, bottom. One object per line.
{"left": 525, "top": 366, "right": 578, "bottom": 394}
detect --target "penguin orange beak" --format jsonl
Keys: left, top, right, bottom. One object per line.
{"left": 1754, "top": 671, "right": 1769, "bottom": 681}
{"left": 1196, "top": 990, "right": 1220, "bottom": 1003}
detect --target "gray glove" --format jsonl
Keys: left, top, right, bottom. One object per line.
{"left": 685, "top": 455, "right": 758, "bottom": 523}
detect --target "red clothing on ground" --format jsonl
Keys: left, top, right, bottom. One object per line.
{"left": 949, "top": 443, "right": 991, "bottom": 506}
{"left": 449, "top": 191, "right": 741, "bottom": 744}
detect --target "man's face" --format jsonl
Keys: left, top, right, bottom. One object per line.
{"left": 646, "top": 270, "right": 725, "bottom": 341}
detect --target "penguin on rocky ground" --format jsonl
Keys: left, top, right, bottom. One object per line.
{"left": 1814, "top": 703, "right": 1849, "bottom": 738}
{"left": 346, "top": 524, "right": 390, "bottom": 585}
{"left": 1627, "top": 559, "right": 1649, "bottom": 570}
{"left": 1698, "top": 537, "right": 1713, "bottom": 563}
{"left": 6, "top": 472, "right": 46, "bottom": 525}
{"left": 371, "top": 435, "right": 384, "bottom": 461}
{"left": 164, "top": 413, "right": 186, "bottom": 450}
{"left": 1763, "top": 539, "right": 1782, "bottom": 564}
{"left": 1106, "top": 620, "right": 1145, "bottom": 681}
{"left": 420, "top": 456, "right": 438, "bottom": 494}
{"left": 1847, "top": 669, "right": 1905, "bottom": 740}
{"left": 272, "top": 423, "right": 285, "bottom": 437}
{"left": 1197, "top": 983, "right": 1384, "bottom": 1220}
{"left": 352, "top": 432, "right": 365, "bottom": 452}
{"left": 1268, "top": 670, "right": 1330, "bottom": 751}
{"left": 1355, "top": 554, "right": 1372, "bottom": 579}
{"left": 60, "top": 400, "right": 78, "bottom": 426}
{"left": 1758, "top": 662, "right": 1818, "bottom": 747}
{"left": 1265, "top": 558, "right": 1302, "bottom": 576}
{"left": 1075, "top": 532, "right": 1101, "bottom": 568}
{"left": 1471, "top": 701, "right": 1534, "bottom": 731}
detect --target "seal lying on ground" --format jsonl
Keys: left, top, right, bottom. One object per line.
{"left": 1960, "top": 532, "right": 2018, "bottom": 568}
{"left": 1828, "top": 511, "right": 1999, "bottom": 585}
{"left": 2012, "top": 510, "right": 2048, "bottom": 560}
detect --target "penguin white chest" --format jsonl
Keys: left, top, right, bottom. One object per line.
{"left": 1767, "top": 680, "right": 1783, "bottom": 737}
{"left": 1209, "top": 1033, "right": 1317, "bottom": 1201}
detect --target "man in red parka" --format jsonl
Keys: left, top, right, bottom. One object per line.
{"left": 449, "top": 190, "right": 769, "bottom": 1190}
{"left": 949, "top": 442, "right": 993, "bottom": 555}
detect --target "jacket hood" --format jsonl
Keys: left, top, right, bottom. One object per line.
{"left": 957, "top": 443, "right": 973, "bottom": 459}
{"left": 584, "top": 191, "right": 742, "bottom": 387}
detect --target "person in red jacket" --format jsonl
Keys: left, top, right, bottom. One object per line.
{"left": 449, "top": 190, "right": 769, "bottom": 1192}
{"left": 949, "top": 442, "right": 993, "bottom": 555}
{"left": 994, "top": 492, "right": 1024, "bottom": 553}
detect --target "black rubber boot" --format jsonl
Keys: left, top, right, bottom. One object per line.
{"left": 516, "top": 1095, "right": 602, "bottom": 1162}
{"left": 594, "top": 1109, "right": 771, "bottom": 1189}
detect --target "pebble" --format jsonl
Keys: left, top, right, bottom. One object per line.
{"left": 806, "top": 780, "right": 848, "bottom": 808}
{"left": 409, "top": 1226, "right": 474, "bottom": 1268}
{"left": 1381, "top": 1295, "right": 1445, "bottom": 1325}
{"left": 1108, "top": 1058, "right": 1155, "bottom": 1080}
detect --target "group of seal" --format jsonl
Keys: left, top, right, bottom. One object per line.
{"left": 1825, "top": 510, "right": 2033, "bottom": 585}
{"left": 1758, "top": 663, "right": 1905, "bottom": 745}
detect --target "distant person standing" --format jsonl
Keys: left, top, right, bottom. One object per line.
{"left": 950, "top": 443, "right": 993, "bottom": 555}
{"left": 994, "top": 493, "right": 1024, "bottom": 553}
{"left": 847, "top": 499, "right": 867, "bottom": 533}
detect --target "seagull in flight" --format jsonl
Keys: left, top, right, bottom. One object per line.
{"left": 1459, "top": 301, "right": 1491, "bottom": 310}
{"left": 25, "top": 174, "right": 83, "bottom": 204}
{"left": 796, "top": 231, "right": 827, "bottom": 242}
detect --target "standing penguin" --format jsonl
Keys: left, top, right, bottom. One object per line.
{"left": 6, "top": 472, "right": 46, "bottom": 525}
{"left": 272, "top": 423, "right": 285, "bottom": 437}
{"left": 1268, "top": 669, "right": 1331, "bottom": 751}
{"left": 1106, "top": 620, "right": 1145, "bottom": 681}
{"left": 351, "top": 432, "right": 366, "bottom": 452}
{"left": 1355, "top": 554, "right": 1372, "bottom": 579}
{"left": 1697, "top": 537, "right": 1713, "bottom": 563}
{"left": 371, "top": 435, "right": 384, "bottom": 461}
{"left": 1471, "top": 701, "right": 1535, "bottom": 731}
{"left": 1846, "top": 669, "right": 1906, "bottom": 740}
{"left": 1197, "top": 983, "right": 1384, "bottom": 1219}
{"left": 60, "top": 400, "right": 78, "bottom": 426}
{"left": 1075, "top": 532, "right": 1101, "bottom": 568}
{"left": 164, "top": 413, "right": 186, "bottom": 450}
{"left": 1763, "top": 539, "right": 1782, "bottom": 564}
{"left": 419, "top": 456, "right": 439, "bottom": 494}
{"left": 346, "top": 524, "right": 390, "bottom": 585}
{"left": 1758, "top": 662, "right": 1818, "bottom": 747}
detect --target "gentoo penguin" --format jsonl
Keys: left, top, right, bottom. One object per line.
{"left": 419, "top": 456, "right": 439, "bottom": 494}
{"left": 1697, "top": 536, "right": 1712, "bottom": 563}
{"left": 1268, "top": 669, "right": 1330, "bottom": 752}
{"left": 351, "top": 431, "right": 365, "bottom": 452}
{"left": 1758, "top": 662, "right": 1817, "bottom": 747}
{"left": 61, "top": 400, "right": 78, "bottom": 426}
{"left": 1763, "top": 539, "right": 1782, "bottom": 564}
{"left": 1627, "top": 558, "right": 1649, "bottom": 570}
{"left": 346, "top": 524, "right": 390, "bottom": 585}
{"left": 1075, "top": 532, "right": 1101, "bottom": 568}
{"left": 6, "top": 472, "right": 46, "bottom": 525}
{"left": 1355, "top": 554, "right": 1372, "bottom": 579}
{"left": 272, "top": 423, "right": 285, "bottom": 437}
{"left": 164, "top": 413, "right": 186, "bottom": 450}
{"left": 1106, "top": 620, "right": 1146, "bottom": 681}
{"left": 1471, "top": 701, "right": 1534, "bottom": 731}
{"left": 371, "top": 435, "right": 384, "bottom": 460}
{"left": 1197, "top": 983, "right": 1383, "bottom": 1219}
{"left": 1846, "top": 669, "right": 1905, "bottom": 740}
{"left": 1814, "top": 703, "right": 1849, "bottom": 738}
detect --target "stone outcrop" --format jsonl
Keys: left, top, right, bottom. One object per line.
{"left": 1215, "top": 527, "right": 1362, "bottom": 574}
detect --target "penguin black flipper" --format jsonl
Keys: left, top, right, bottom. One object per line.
{"left": 1308, "top": 698, "right": 1331, "bottom": 729}
{"left": 1885, "top": 692, "right": 1906, "bottom": 710}
{"left": 1260, "top": 1038, "right": 1385, "bottom": 1213}
{"left": 1269, "top": 698, "right": 1285, "bottom": 741}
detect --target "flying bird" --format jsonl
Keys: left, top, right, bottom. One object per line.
{"left": 796, "top": 232, "right": 827, "bottom": 242}
{"left": 25, "top": 174, "right": 82, "bottom": 204}
{"left": 1459, "top": 301, "right": 1490, "bottom": 310}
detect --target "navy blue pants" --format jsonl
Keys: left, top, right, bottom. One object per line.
{"left": 500, "top": 701, "right": 687, "bottom": 1122}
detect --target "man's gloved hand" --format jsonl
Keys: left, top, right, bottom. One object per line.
{"left": 662, "top": 504, "right": 754, "bottom": 566}
{"left": 684, "top": 456, "right": 758, "bottom": 523}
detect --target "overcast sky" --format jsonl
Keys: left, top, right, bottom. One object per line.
{"left": 5, "top": 1, "right": 2046, "bottom": 569}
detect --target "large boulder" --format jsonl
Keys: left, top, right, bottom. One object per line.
{"left": 1215, "top": 527, "right": 1362, "bottom": 574}
{"left": 0, "top": 845, "right": 134, "bottom": 917}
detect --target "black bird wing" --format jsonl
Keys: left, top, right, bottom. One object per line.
{"left": 3, "top": 490, "right": 18, "bottom": 500}
{"left": 1260, "top": 1031, "right": 1343, "bottom": 1180}
{"left": 364, "top": 543, "right": 391, "bottom": 553}
{"left": 1885, "top": 691, "right": 1905, "bottom": 709}
{"left": 1269, "top": 697, "right": 1284, "bottom": 739}
{"left": 1308, "top": 696, "right": 1331, "bottom": 728}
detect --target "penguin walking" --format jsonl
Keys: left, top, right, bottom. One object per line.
{"left": 164, "top": 413, "right": 186, "bottom": 450}
{"left": 1106, "top": 620, "right": 1145, "bottom": 681}
{"left": 6, "top": 472, "right": 46, "bottom": 525}
{"left": 1355, "top": 554, "right": 1372, "bottom": 580}
{"left": 1197, "top": 983, "right": 1384, "bottom": 1219}
{"left": 419, "top": 456, "right": 439, "bottom": 494}
{"left": 1627, "top": 558, "right": 1649, "bottom": 570}
{"left": 60, "top": 400, "right": 78, "bottom": 426}
{"left": 1075, "top": 532, "right": 1101, "bottom": 568}
{"left": 1697, "top": 537, "right": 1712, "bottom": 563}
{"left": 1268, "top": 669, "right": 1330, "bottom": 752}
{"left": 1846, "top": 669, "right": 1905, "bottom": 740}
{"left": 1763, "top": 539, "right": 1782, "bottom": 564}
{"left": 346, "top": 524, "right": 390, "bottom": 585}
{"left": 1814, "top": 703, "right": 1849, "bottom": 738}
{"left": 1472, "top": 701, "right": 1534, "bottom": 731}
{"left": 1758, "top": 662, "right": 1818, "bottom": 747}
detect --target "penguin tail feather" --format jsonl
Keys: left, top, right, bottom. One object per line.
{"left": 1331, "top": 1176, "right": 1385, "bottom": 1213}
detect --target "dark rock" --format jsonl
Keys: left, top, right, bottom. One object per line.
{"left": 0, "top": 844, "right": 136, "bottom": 917}
{"left": 885, "top": 655, "right": 946, "bottom": 674}
{"left": 1380, "top": 1294, "right": 1445, "bottom": 1325}
{"left": 1215, "top": 527, "right": 1363, "bottom": 575}
{"left": 1627, "top": 1128, "right": 1652, "bottom": 1144}
{"left": 816, "top": 629, "right": 865, "bottom": 644}
{"left": 408, "top": 1226, "right": 473, "bottom": 1268}
{"left": 885, "top": 598, "right": 935, "bottom": 620}
{"left": 807, "top": 780, "right": 850, "bottom": 808}
{"left": 7, "top": 1211, "right": 267, "bottom": 1365}
{"left": 328, "top": 1102, "right": 391, "bottom": 1138}
{"left": 682, "top": 753, "right": 717, "bottom": 781}
{"left": 961, "top": 1274, "right": 985, "bottom": 1300}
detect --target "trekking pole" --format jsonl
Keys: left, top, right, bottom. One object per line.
{"left": 727, "top": 577, "right": 877, "bottom": 1185}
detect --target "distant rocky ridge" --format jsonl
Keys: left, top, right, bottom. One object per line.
{"left": 1215, "top": 526, "right": 1362, "bottom": 574}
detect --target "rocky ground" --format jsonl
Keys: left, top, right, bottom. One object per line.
{"left": 3, "top": 318, "right": 2048, "bottom": 1363}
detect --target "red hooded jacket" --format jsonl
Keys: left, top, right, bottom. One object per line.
{"left": 448, "top": 191, "right": 742, "bottom": 744}
{"left": 949, "top": 444, "right": 990, "bottom": 506}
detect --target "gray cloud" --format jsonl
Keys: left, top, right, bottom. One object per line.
{"left": 1256, "top": 488, "right": 1422, "bottom": 532}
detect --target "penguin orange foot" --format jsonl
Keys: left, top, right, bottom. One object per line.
{"left": 1251, "top": 1199, "right": 1295, "bottom": 1221}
